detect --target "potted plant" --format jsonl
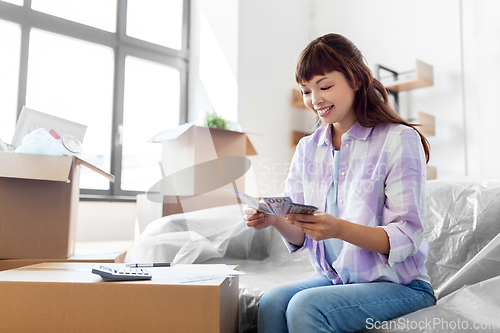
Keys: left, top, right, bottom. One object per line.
{"left": 203, "top": 111, "right": 228, "bottom": 130}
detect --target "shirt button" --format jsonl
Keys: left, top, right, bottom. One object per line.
{"left": 340, "top": 171, "right": 346, "bottom": 176}
{"left": 344, "top": 143, "right": 350, "bottom": 148}
{"left": 339, "top": 199, "right": 344, "bottom": 204}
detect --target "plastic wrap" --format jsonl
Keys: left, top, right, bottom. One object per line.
{"left": 424, "top": 178, "right": 500, "bottom": 293}
{"left": 14, "top": 128, "right": 66, "bottom": 155}
{"left": 363, "top": 178, "right": 500, "bottom": 333}
{"left": 125, "top": 204, "right": 275, "bottom": 264}
{"left": 364, "top": 275, "right": 500, "bottom": 332}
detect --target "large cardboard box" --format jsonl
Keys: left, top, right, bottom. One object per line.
{"left": 0, "top": 262, "right": 239, "bottom": 333}
{"left": 0, "top": 152, "right": 114, "bottom": 259}
{"left": 0, "top": 247, "right": 127, "bottom": 271}
{"left": 148, "top": 123, "right": 257, "bottom": 197}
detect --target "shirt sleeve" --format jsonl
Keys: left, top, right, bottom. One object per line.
{"left": 378, "top": 127, "right": 426, "bottom": 267}
{"left": 283, "top": 234, "right": 312, "bottom": 253}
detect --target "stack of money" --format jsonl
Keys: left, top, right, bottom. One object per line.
{"left": 225, "top": 190, "right": 317, "bottom": 217}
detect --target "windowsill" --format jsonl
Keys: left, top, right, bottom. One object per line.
{"left": 79, "top": 194, "right": 137, "bottom": 203}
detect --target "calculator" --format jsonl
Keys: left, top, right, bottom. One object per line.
{"left": 91, "top": 264, "right": 152, "bottom": 281}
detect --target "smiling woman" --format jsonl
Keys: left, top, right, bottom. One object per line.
{"left": 244, "top": 33, "right": 436, "bottom": 333}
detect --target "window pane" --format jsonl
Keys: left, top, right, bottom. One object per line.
{"left": 31, "top": 0, "right": 117, "bottom": 32}
{"left": 122, "top": 56, "right": 180, "bottom": 191}
{"left": 0, "top": 20, "right": 21, "bottom": 143}
{"left": 126, "top": 0, "right": 183, "bottom": 50}
{"left": 26, "top": 29, "right": 114, "bottom": 190}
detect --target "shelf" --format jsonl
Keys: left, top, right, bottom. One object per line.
{"left": 427, "top": 166, "right": 437, "bottom": 180}
{"left": 291, "top": 89, "right": 306, "bottom": 108}
{"left": 291, "top": 130, "right": 308, "bottom": 147}
{"left": 384, "top": 60, "right": 433, "bottom": 92}
{"left": 417, "top": 111, "right": 435, "bottom": 137}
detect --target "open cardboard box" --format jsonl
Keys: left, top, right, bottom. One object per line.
{"left": 0, "top": 152, "right": 114, "bottom": 259}
{"left": 149, "top": 123, "right": 256, "bottom": 197}
{"left": 0, "top": 262, "right": 239, "bottom": 333}
{"left": 0, "top": 245, "right": 127, "bottom": 271}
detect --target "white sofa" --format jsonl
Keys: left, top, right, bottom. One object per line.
{"left": 127, "top": 178, "right": 500, "bottom": 332}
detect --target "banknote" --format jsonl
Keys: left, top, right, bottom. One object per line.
{"left": 281, "top": 202, "right": 318, "bottom": 216}
{"left": 225, "top": 189, "right": 317, "bottom": 216}
{"left": 263, "top": 197, "right": 292, "bottom": 215}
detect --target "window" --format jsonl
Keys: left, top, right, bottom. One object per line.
{"left": 26, "top": 29, "right": 114, "bottom": 190}
{"left": 0, "top": 0, "right": 189, "bottom": 199}
{"left": 121, "top": 57, "right": 180, "bottom": 191}
{"left": 0, "top": 19, "right": 20, "bottom": 141}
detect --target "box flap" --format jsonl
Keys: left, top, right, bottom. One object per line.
{"left": 246, "top": 137, "right": 257, "bottom": 156}
{"left": 0, "top": 152, "right": 73, "bottom": 182}
{"left": 148, "top": 123, "right": 195, "bottom": 143}
{"left": 75, "top": 157, "right": 115, "bottom": 183}
{"left": 150, "top": 124, "right": 258, "bottom": 156}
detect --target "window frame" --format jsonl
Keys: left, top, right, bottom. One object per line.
{"left": 0, "top": 0, "right": 190, "bottom": 201}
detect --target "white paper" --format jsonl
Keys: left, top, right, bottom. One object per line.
{"left": 152, "top": 264, "right": 243, "bottom": 284}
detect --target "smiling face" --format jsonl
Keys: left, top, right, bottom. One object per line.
{"left": 299, "top": 71, "right": 358, "bottom": 130}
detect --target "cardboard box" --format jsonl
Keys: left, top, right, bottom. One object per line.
{"left": 149, "top": 123, "right": 256, "bottom": 197}
{"left": 136, "top": 191, "right": 242, "bottom": 233}
{"left": 0, "top": 262, "right": 239, "bottom": 333}
{"left": 161, "top": 192, "right": 242, "bottom": 217}
{"left": 0, "top": 152, "right": 114, "bottom": 259}
{"left": 0, "top": 247, "right": 127, "bottom": 271}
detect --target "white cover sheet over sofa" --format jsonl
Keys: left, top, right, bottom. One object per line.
{"left": 127, "top": 178, "right": 500, "bottom": 332}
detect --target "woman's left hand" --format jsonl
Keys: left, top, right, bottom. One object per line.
{"left": 285, "top": 211, "right": 343, "bottom": 241}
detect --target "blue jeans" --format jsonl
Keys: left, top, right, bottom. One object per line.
{"left": 258, "top": 276, "right": 436, "bottom": 333}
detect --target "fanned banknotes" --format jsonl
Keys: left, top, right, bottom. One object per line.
{"left": 225, "top": 189, "right": 318, "bottom": 217}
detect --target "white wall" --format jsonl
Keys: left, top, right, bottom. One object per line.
{"left": 188, "top": 0, "right": 319, "bottom": 198}
{"left": 236, "top": 0, "right": 318, "bottom": 197}
{"left": 461, "top": 0, "right": 500, "bottom": 177}
{"left": 188, "top": 0, "right": 239, "bottom": 124}
{"left": 188, "top": 0, "right": 500, "bottom": 185}
{"left": 309, "top": 0, "right": 466, "bottom": 179}
{"left": 76, "top": 201, "right": 136, "bottom": 242}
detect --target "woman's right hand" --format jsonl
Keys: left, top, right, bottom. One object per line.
{"left": 243, "top": 205, "right": 279, "bottom": 230}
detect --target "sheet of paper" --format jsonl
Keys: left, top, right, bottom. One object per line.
{"left": 153, "top": 264, "right": 243, "bottom": 284}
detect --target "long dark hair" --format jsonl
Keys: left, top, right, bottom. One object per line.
{"left": 295, "top": 33, "right": 430, "bottom": 163}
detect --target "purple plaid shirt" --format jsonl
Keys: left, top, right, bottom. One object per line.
{"left": 284, "top": 122, "right": 430, "bottom": 285}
